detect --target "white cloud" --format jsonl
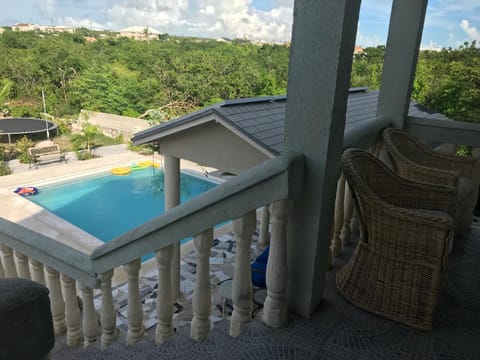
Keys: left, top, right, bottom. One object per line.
{"left": 61, "top": 16, "right": 105, "bottom": 30}
{"left": 460, "top": 19, "right": 480, "bottom": 42}
{"left": 99, "top": 0, "right": 292, "bottom": 42}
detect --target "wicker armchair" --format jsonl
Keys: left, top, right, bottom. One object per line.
{"left": 381, "top": 127, "right": 480, "bottom": 233}
{"left": 337, "top": 149, "right": 456, "bottom": 331}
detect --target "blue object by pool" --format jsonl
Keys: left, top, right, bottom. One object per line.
{"left": 28, "top": 168, "right": 218, "bottom": 261}
{"left": 251, "top": 246, "right": 269, "bottom": 288}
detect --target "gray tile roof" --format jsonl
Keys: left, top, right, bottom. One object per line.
{"left": 132, "top": 89, "right": 449, "bottom": 156}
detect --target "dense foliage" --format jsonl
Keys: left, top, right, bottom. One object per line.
{"left": 0, "top": 30, "right": 288, "bottom": 120}
{"left": 0, "top": 29, "right": 478, "bottom": 123}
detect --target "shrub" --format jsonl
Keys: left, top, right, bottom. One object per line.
{"left": 15, "top": 136, "right": 34, "bottom": 164}
{"left": 0, "top": 161, "right": 11, "bottom": 176}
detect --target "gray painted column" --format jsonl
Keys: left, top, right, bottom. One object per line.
{"left": 164, "top": 155, "right": 181, "bottom": 300}
{"left": 377, "top": 0, "right": 428, "bottom": 128}
{"left": 283, "top": 0, "right": 361, "bottom": 317}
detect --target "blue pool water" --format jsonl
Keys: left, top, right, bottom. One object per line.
{"left": 28, "top": 168, "right": 218, "bottom": 260}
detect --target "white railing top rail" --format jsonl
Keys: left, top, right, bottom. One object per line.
{"left": 406, "top": 116, "right": 480, "bottom": 147}
{"left": 1, "top": 116, "right": 478, "bottom": 286}
{"left": 91, "top": 152, "right": 304, "bottom": 272}
{"left": 0, "top": 152, "right": 304, "bottom": 284}
{"left": 0, "top": 217, "right": 98, "bottom": 287}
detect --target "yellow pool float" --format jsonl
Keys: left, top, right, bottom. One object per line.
{"left": 137, "top": 160, "right": 160, "bottom": 168}
{"left": 111, "top": 167, "right": 132, "bottom": 175}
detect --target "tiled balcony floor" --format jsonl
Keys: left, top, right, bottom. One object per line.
{"left": 51, "top": 218, "right": 480, "bottom": 359}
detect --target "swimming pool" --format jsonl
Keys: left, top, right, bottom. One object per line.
{"left": 28, "top": 167, "right": 218, "bottom": 259}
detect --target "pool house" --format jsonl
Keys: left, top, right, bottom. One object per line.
{"left": 1, "top": 0, "right": 480, "bottom": 358}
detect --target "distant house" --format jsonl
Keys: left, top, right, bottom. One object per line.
{"left": 118, "top": 26, "right": 161, "bottom": 41}
{"left": 12, "top": 23, "right": 36, "bottom": 31}
{"left": 0, "top": 28, "right": 5, "bottom": 34}
{"left": 83, "top": 36, "right": 97, "bottom": 43}
{"left": 354, "top": 45, "right": 364, "bottom": 55}
{"left": 43, "top": 26, "right": 75, "bottom": 33}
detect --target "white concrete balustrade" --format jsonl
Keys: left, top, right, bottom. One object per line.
{"left": 190, "top": 228, "right": 214, "bottom": 342}
{"left": 0, "top": 134, "right": 478, "bottom": 351}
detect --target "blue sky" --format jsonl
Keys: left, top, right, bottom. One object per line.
{"left": 1, "top": 0, "right": 479, "bottom": 49}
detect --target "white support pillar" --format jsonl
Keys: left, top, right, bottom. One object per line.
{"left": 190, "top": 228, "right": 214, "bottom": 342}
{"left": 263, "top": 200, "right": 291, "bottom": 328}
{"left": 331, "top": 173, "right": 346, "bottom": 257}
{"left": 341, "top": 183, "right": 354, "bottom": 246}
{"left": 164, "top": 155, "right": 181, "bottom": 301}
{"left": 15, "top": 251, "right": 31, "bottom": 279}
{"left": 377, "top": 0, "right": 428, "bottom": 129}
{"left": 230, "top": 210, "right": 256, "bottom": 337}
{"left": 45, "top": 267, "right": 67, "bottom": 336}
{"left": 99, "top": 269, "right": 117, "bottom": 349}
{"left": 123, "top": 258, "right": 144, "bottom": 345}
{"left": 79, "top": 284, "right": 98, "bottom": 347}
{"left": 1, "top": 244, "right": 17, "bottom": 278}
{"left": 0, "top": 256, "right": 4, "bottom": 278}
{"left": 258, "top": 205, "right": 270, "bottom": 249}
{"left": 29, "top": 259, "right": 46, "bottom": 286}
{"left": 283, "top": 0, "right": 361, "bottom": 317}
{"left": 155, "top": 245, "right": 174, "bottom": 344}
{"left": 61, "top": 274, "right": 83, "bottom": 347}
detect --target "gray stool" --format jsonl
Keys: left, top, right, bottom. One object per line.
{"left": 0, "top": 278, "right": 55, "bottom": 360}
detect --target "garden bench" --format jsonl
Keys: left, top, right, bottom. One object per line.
{"left": 28, "top": 141, "right": 67, "bottom": 169}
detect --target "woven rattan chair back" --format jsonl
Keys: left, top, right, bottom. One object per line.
{"left": 337, "top": 148, "right": 454, "bottom": 331}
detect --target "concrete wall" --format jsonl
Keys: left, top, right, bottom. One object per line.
{"left": 75, "top": 110, "right": 150, "bottom": 141}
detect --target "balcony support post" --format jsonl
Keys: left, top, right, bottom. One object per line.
{"left": 124, "top": 258, "right": 144, "bottom": 345}
{"left": 1, "top": 244, "right": 18, "bottom": 278}
{"left": 377, "top": 0, "right": 428, "bottom": 129}
{"left": 99, "top": 269, "right": 117, "bottom": 349}
{"left": 61, "top": 274, "right": 83, "bottom": 347}
{"left": 263, "top": 200, "right": 291, "bottom": 328}
{"left": 283, "top": 0, "right": 361, "bottom": 317}
{"left": 164, "top": 155, "right": 181, "bottom": 301}
{"left": 190, "top": 228, "right": 214, "bottom": 342}
{"left": 45, "top": 266, "right": 66, "bottom": 335}
{"left": 30, "top": 259, "right": 46, "bottom": 286}
{"left": 15, "top": 251, "right": 31, "bottom": 279}
{"left": 331, "top": 173, "right": 346, "bottom": 257}
{"left": 341, "top": 183, "right": 354, "bottom": 246}
{"left": 79, "top": 284, "right": 98, "bottom": 347}
{"left": 230, "top": 210, "right": 256, "bottom": 337}
{"left": 155, "top": 245, "right": 174, "bottom": 344}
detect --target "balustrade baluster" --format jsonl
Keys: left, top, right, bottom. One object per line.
{"left": 190, "top": 228, "right": 213, "bottom": 342}
{"left": 1, "top": 244, "right": 17, "bottom": 278}
{"left": 230, "top": 210, "right": 256, "bottom": 337}
{"left": 341, "top": 183, "right": 354, "bottom": 246}
{"left": 123, "top": 258, "right": 144, "bottom": 345}
{"left": 79, "top": 284, "right": 98, "bottom": 347}
{"left": 258, "top": 205, "right": 270, "bottom": 248}
{"left": 331, "top": 173, "right": 345, "bottom": 257}
{"left": 155, "top": 245, "right": 174, "bottom": 344}
{"left": 263, "top": 200, "right": 291, "bottom": 328}
{"left": 45, "top": 267, "right": 66, "bottom": 335}
{"left": 61, "top": 274, "right": 83, "bottom": 347}
{"left": 99, "top": 269, "right": 117, "bottom": 349}
{"left": 29, "top": 259, "right": 46, "bottom": 286}
{"left": 15, "top": 251, "right": 31, "bottom": 279}
{"left": 0, "top": 255, "right": 4, "bottom": 278}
